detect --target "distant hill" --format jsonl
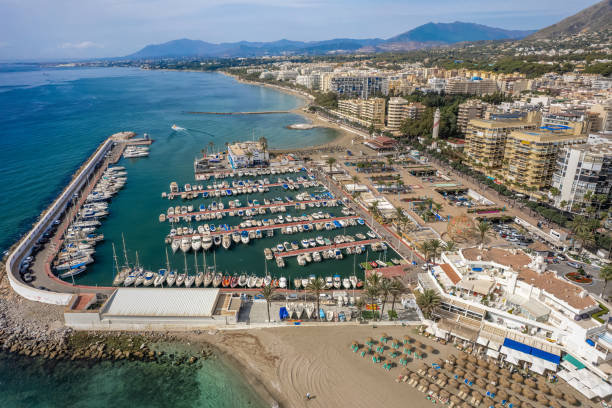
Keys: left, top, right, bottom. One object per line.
{"left": 126, "top": 22, "right": 536, "bottom": 59}
{"left": 528, "top": 0, "right": 612, "bottom": 39}
{"left": 387, "top": 22, "right": 534, "bottom": 44}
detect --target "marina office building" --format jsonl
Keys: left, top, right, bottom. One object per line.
{"left": 417, "top": 246, "right": 612, "bottom": 398}
{"left": 64, "top": 288, "right": 241, "bottom": 330}
{"left": 227, "top": 141, "right": 269, "bottom": 169}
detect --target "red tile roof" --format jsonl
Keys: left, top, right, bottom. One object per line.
{"left": 440, "top": 263, "right": 461, "bottom": 285}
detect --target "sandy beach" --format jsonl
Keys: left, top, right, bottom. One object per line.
{"left": 186, "top": 325, "right": 441, "bottom": 408}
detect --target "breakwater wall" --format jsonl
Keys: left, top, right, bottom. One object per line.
{"left": 5, "top": 136, "right": 116, "bottom": 305}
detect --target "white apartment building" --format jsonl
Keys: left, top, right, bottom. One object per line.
{"left": 227, "top": 141, "right": 269, "bottom": 169}
{"left": 552, "top": 133, "right": 612, "bottom": 212}
{"left": 417, "top": 246, "right": 612, "bottom": 394}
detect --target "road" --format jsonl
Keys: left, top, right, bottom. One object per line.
{"left": 546, "top": 261, "right": 611, "bottom": 301}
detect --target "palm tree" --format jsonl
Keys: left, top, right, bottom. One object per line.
{"left": 378, "top": 278, "right": 392, "bottom": 321}
{"left": 306, "top": 277, "right": 325, "bottom": 320}
{"left": 600, "top": 264, "right": 612, "bottom": 298}
{"left": 208, "top": 141, "right": 214, "bottom": 155}
{"left": 245, "top": 151, "right": 254, "bottom": 166}
{"left": 576, "top": 230, "right": 595, "bottom": 253}
{"left": 419, "top": 240, "right": 433, "bottom": 264}
{"left": 365, "top": 282, "right": 380, "bottom": 320}
{"left": 416, "top": 289, "right": 441, "bottom": 320}
{"left": 477, "top": 221, "right": 491, "bottom": 247}
{"left": 389, "top": 280, "right": 405, "bottom": 312}
{"left": 355, "top": 298, "right": 365, "bottom": 321}
{"left": 432, "top": 202, "right": 443, "bottom": 214}
{"left": 429, "top": 239, "right": 442, "bottom": 263}
{"left": 260, "top": 284, "right": 275, "bottom": 323}
{"left": 444, "top": 240, "right": 456, "bottom": 252}
{"left": 326, "top": 157, "right": 336, "bottom": 173}
{"left": 258, "top": 135, "right": 268, "bottom": 157}
{"left": 351, "top": 175, "right": 360, "bottom": 184}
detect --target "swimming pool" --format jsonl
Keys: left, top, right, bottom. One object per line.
{"left": 597, "top": 332, "right": 612, "bottom": 345}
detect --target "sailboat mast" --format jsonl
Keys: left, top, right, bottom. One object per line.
{"left": 184, "top": 252, "right": 188, "bottom": 275}
{"left": 121, "top": 233, "right": 129, "bottom": 267}
{"left": 112, "top": 243, "right": 120, "bottom": 277}
{"left": 194, "top": 251, "right": 198, "bottom": 274}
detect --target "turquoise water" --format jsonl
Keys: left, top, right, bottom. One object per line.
{"left": 0, "top": 351, "right": 267, "bottom": 408}
{"left": 0, "top": 64, "right": 337, "bottom": 255}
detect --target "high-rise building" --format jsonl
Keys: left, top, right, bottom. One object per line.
{"left": 386, "top": 98, "right": 426, "bottom": 132}
{"left": 465, "top": 119, "right": 538, "bottom": 169}
{"left": 337, "top": 98, "right": 386, "bottom": 126}
{"left": 552, "top": 134, "right": 612, "bottom": 212}
{"left": 328, "top": 75, "right": 385, "bottom": 99}
{"left": 445, "top": 77, "right": 498, "bottom": 95}
{"left": 502, "top": 129, "right": 587, "bottom": 190}
{"left": 541, "top": 112, "right": 592, "bottom": 135}
{"left": 457, "top": 100, "right": 488, "bottom": 134}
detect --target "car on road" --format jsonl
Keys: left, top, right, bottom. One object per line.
{"left": 567, "top": 261, "right": 581, "bottom": 268}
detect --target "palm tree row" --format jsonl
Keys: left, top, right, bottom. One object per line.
{"left": 363, "top": 273, "right": 406, "bottom": 321}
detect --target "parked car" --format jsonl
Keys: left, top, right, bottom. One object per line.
{"left": 567, "top": 261, "right": 581, "bottom": 268}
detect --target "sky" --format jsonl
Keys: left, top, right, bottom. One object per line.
{"left": 0, "top": 0, "right": 602, "bottom": 61}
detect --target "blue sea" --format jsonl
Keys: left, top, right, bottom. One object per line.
{"left": 0, "top": 63, "right": 348, "bottom": 408}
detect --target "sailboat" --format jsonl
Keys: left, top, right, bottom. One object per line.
{"left": 134, "top": 252, "right": 145, "bottom": 286}
{"left": 195, "top": 251, "right": 203, "bottom": 287}
{"left": 112, "top": 236, "right": 131, "bottom": 286}
{"left": 155, "top": 248, "right": 171, "bottom": 287}
{"left": 176, "top": 252, "right": 187, "bottom": 286}
{"left": 186, "top": 252, "right": 196, "bottom": 288}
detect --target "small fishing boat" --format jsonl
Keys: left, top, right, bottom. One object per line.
{"left": 222, "top": 234, "right": 231, "bottom": 249}
{"left": 202, "top": 235, "right": 213, "bottom": 250}
{"left": 255, "top": 277, "right": 264, "bottom": 288}
{"left": 176, "top": 272, "right": 186, "bottom": 287}
{"left": 240, "top": 231, "right": 250, "bottom": 244}
{"left": 238, "top": 274, "right": 247, "bottom": 287}
{"left": 342, "top": 278, "right": 351, "bottom": 290}
{"left": 297, "top": 255, "right": 306, "bottom": 266}
{"left": 366, "top": 231, "right": 377, "bottom": 239}
{"left": 143, "top": 270, "right": 156, "bottom": 286}
{"left": 316, "top": 236, "right": 325, "bottom": 246}
{"left": 232, "top": 232, "right": 241, "bottom": 244}
{"left": 279, "top": 276, "right": 287, "bottom": 289}
{"left": 166, "top": 270, "right": 177, "bottom": 287}
{"left": 195, "top": 272, "right": 204, "bottom": 287}
{"left": 326, "top": 310, "right": 334, "bottom": 322}
{"left": 305, "top": 303, "right": 314, "bottom": 319}
{"left": 295, "top": 303, "right": 304, "bottom": 319}
{"left": 349, "top": 275, "right": 358, "bottom": 289}
{"left": 293, "top": 278, "right": 301, "bottom": 289}
{"left": 263, "top": 275, "right": 272, "bottom": 287}
{"left": 276, "top": 257, "right": 285, "bottom": 268}
{"left": 325, "top": 276, "right": 333, "bottom": 289}
{"left": 185, "top": 273, "right": 195, "bottom": 288}
{"left": 222, "top": 275, "right": 231, "bottom": 288}
{"left": 230, "top": 275, "right": 238, "bottom": 288}
{"left": 301, "top": 239, "right": 309, "bottom": 249}
{"left": 213, "top": 235, "right": 222, "bottom": 246}
{"left": 247, "top": 275, "right": 257, "bottom": 288}
{"left": 264, "top": 248, "right": 273, "bottom": 260}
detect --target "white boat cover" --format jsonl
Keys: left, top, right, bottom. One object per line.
{"left": 476, "top": 336, "right": 489, "bottom": 347}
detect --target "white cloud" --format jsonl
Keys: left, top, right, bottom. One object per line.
{"left": 59, "top": 41, "right": 103, "bottom": 49}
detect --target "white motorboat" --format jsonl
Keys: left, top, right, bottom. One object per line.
{"left": 240, "top": 231, "right": 250, "bottom": 244}
{"left": 185, "top": 274, "right": 195, "bottom": 288}
{"left": 325, "top": 276, "right": 333, "bottom": 289}
{"left": 279, "top": 277, "right": 287, "bottom": 288}
{"left": 342, "top": 278, "right": 351, "bottom": 290}
{"left": 247, "top": 275, "right": 257, "bottom": 288}
{"left": 166, "top": 270, "right": 176, "bottom": 287}
{"left": 180, "top": 237, "right": 191, "bottom": 253}
{"left": 349, "top": 275, "right": 358, "bottom": 288}
{"left": 326, "top": 310, "right": 334, "bottom": 322}
{"left": 195, "top": 272, "right": 204, "bottom": 287}
{"left": 305, "top": 303, "right": 314, "bottom": 319}
{"left": 191, "top": 235, "right": 202, "bottom": 252}
{"left": 154, "top": 269, "right": 166, "bottom": 287}
{"left": 176, "top": 273, "right": 186, "bottom": 287}
{"left": 222, "top": 234, "right": 231, "bottom": 249}
{"left": 203, "top": 272, "right": 213, "bottom": 287}
{"left": 295, "top": 303, "right": 304, "bottom": 319}
{"left": 202, "top": 235, "right": 213, "bottom": 250}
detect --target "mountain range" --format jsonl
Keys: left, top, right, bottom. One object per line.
{"left": 527, "top": 0, "right": 612, "bottom": 40}
{"left": 126, "top": 22, "right": 535, "bottom": 59}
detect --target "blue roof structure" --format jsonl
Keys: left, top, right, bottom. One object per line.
{"left": 503, "top": 338, "right": 560, "bottom": 364}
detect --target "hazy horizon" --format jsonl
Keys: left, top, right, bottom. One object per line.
{"left": 0, "top": 0, "right": 602, "bottom": 61}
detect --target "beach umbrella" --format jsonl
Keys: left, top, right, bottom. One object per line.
{"left": 488, "top": 373, "right": 498, "bottom": 383}
{"left": 366, "top": 337, "right": 374, "bottom": 345}
{"left": 525, "top": 378, "right": 536, "bottom": 389}
{"left": 444, "top": 362, "right": 454, "bottom": 371}
{"left": 428, "top": 368, "right": 438, "bottom": 377}
{"left": 550, "top": 400, "right": 562, "bottom": 408}
{"left": 449, "top": 378, "right": 459, "bottom": 388}
{"left": 429, "top": 383, "right": 440, "bottom": 393}
{"left": 438, "top": 373, "right": 448, "bottom": 383}
{"left": 483, "top": 397, "right": 495, "bottom": 408}
{"left": 511, "top": 383, "right": 523, "bottom": 393}
{"left": 478, "top": 359, "right": 488, "bottom": 368}
{"left": 455, "top": 359, "right": 467, "bottom": 368}
{"left": 537, "top": 383, "right": 550, "bottom": 394}
{"left": 488, "top": 362, "right": 499, "bottom": 372}
{"left": 435, "top": 358, "right": 445, "bottom": 366}
{"left": 468, "top": 355, "right": 478, "bottom": 364}
{"left": 498, "top": 390, "right": 509, "bottom": 401}
{"left": 454, "top": 368, "right": 465, "bottom": 377}
{"left": 522, "top": 388, "right": 536, "bottom": 400}
{"left": 509, "top": 396, "right": 521, "bottom": 406}
{"left": 450, "top": 395, "right": 462, "bottom": 405}
{"left": 563, "top": 393, "right": 577, "bottom": 405}
{"left": 460, "top": 384, "right": 470, "bottom": 394}
{"left": 500, "top": 368, "right": 512, "bottom": 378}
{"left": 477, "top": 367, "right": 487, "bottom": 377}
{"left": 440, "top": 390, "right": 450, "bottom": 399}
{"left": 462, "top": 402, "right": 471, "bottom": 408}
{"left": 551, "top": 387, "right": 563, "bottom": 398}
{"left": 403, "top": 335, "right": 413, "bottom": 343}
{"left": 465, "top": 375, "right": 475, "bottom": 384}
{"left": 476, "top": 378, "right": 487, "bottom": 388}
{"left": 512, "top": 373, "right": 524, "bottom": 383}
{"left": 466, "top": 362, "right": 477, "bottom": 372}
{"left": 536, "top": 394, "right": 549, "bottom": 405}
{"left": 522, "top": 403, "right": 534, "bottom": 408}
{"left": 381, "top": 332, "right": 389, "bottom": 339}
{"left": 499, "top": 377, "right": 511, "bottom": 388}
{"left": 410, "top": 373, "right": 420, "bottom": 381}
{"left": 486, "top": 385, "right": 497, "bottom": 394}
{"left": 420, "top": 363, "right": 430, "bottom": 372}
{"left": 420, "top": 378, "right": 430, "bottom": 387}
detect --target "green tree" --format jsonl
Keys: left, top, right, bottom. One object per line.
{"left": 326, "top": 157, "right": 337, "bottom": 173}
{"left": 428, "top": 239, "right": 442, "bottom": 263}
{"left": 306, "top": 277, "right": 325, "bottom": 320}
{"left": 260, "top": 284, "right": 275, "bottom": 323}
{"left": 355, "top": 298, "right": 366, "bottom": 321}
{"left": 378, "top": 278, "right": 392, "bottom": 321}
{"left": 389, "top": 280, "right": 405, "bottom": 312}
{"left": 444, "top": 240, "right": 457, "bottom": 252}
{"left": 365, "top": 273, "right": 381, "bottom": 315}
{"left": 600, "top": 264, "right": 612, "bottom": 298}
{"left": 477, "top": 221, "right": 491, "bottom": 246}
{"left": 419, "top": 240, "right": 433, "bottom": 264}
{"left": 416, "top": 289, "right": 441, "bottom": 319}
